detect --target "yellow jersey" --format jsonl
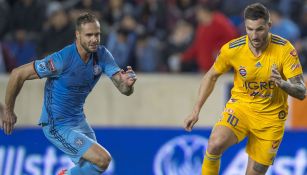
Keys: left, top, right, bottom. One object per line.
{"left": 213, "top": 34, "right": 303, "bottom": 114}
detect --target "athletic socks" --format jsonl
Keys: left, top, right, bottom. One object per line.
{"left": 201, "top": 151, "right": 221, "bottom": 175}
{"left": 67, "top": 161, "right": 104, "bottom": 175}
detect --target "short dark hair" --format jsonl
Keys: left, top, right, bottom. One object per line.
{"left": 244, "top": 3, "right": 270, "bottom": 22}
{"left": 75, "top": 12, "right": 98, "bottom": 31}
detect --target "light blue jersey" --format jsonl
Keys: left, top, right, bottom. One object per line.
{"left": 34, "top": 42, "right": 120, "bottom": 125}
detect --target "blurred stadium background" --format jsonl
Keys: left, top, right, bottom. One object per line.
{"left": 0, "top": 0, "right": 307, "bottom": 175}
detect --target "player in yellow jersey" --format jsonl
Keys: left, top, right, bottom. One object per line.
{"left": 184, "top": 3, "right": 306, "bottom": 175}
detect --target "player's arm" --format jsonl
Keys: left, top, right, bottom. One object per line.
{"left": 3, "top": 62, "right": 39, "bottom": 135}
{"left": 285, "top": 74, "right": 306, "bottom": 100}
{"left": 111, "top": 66, "right": 137, "bottom": 96}
{"left": 271, "top": 68, "right": 306, "bottom": 100}
{"left": 184, "top": 66, "right": 222, "bottom": 131}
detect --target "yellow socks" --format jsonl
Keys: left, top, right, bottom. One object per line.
{"left": 201, "top": 151, "right": 221, "bottom": 175}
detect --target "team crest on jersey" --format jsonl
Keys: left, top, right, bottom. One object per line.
{"left": 93, "top": 64, "right": 102, "bottom": 76}
{"left": 290, "top": 49, "right": 297, "bottom": 57}
{"left": 37, "top": 61, "right": 47, "bottom": 72}
{"left": 37, "top": 59, "right": 56, "bottom": 73}
{"left": 278, "top": 110, "right": 286, "bottom": 119}
{"left": 239, "top": 66, "right": 247, "bottom": 78}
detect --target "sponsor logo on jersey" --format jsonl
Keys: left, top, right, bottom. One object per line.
{"left": 47, "top": 59, "right": 56, "bottom": 72}
{"left": 291, "top": 63, "right": 301, "bottom": 71}
{"left": 244, "top": 81, "right": 275, "bottom": 90}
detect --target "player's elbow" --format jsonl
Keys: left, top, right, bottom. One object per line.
{"left": 121, "top": 90, "right": 133, "bottom": 96}
{"left": 298, "top": 93, "right": 306, "bottom": 101}
{"left": 11, "top": 67, "right": 24, "bottom": 80}
{"left": 295, "top": 88, "right": 306, "bottom": 100}
{"left": 120, "top": 86, "right": 134, "bottom": 96}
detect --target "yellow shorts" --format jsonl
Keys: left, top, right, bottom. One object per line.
{"left": 215, "top": 100, "right": 286, "bottom": 165}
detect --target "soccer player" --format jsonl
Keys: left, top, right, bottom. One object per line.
{"left": 2, "top": 13, "right": 137, "bottom": 175}
{"left": 184, "top": 3, "right": 306, "bottom": 175}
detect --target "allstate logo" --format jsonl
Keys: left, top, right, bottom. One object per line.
{"left": 154, "top": 135, "right": 208, "bottom": 175}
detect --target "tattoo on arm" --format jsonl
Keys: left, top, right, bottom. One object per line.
{"left": 111, "top": 76, "right": 134, "bottom": 96}
{"left": 280, "top": 74, "right": 306, "bottom": 100}
{"left": 253, "top": 162, "right": 268, "bottom": 173}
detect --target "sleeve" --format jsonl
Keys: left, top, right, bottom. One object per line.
{"left": 34, "top": 52, "right": 64, "bottom": 78}
{"left": 100, "top": 48, "right": 121, "bottom": 78}
{"left": 213, "top": 44, "right": 231, "bottom": 74}
{"left": 282, "top": 44, "right": 303, "bottom": 79}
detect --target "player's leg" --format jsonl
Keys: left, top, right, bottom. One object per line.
{"left": 245, "top": 131, "right": 283, "bottom": 175}
{"left": 81, "top": 143, "right": 112, "bottom": 170}
{"left": 42, "top": 119, "right": 111, "bottom": 175}
{"left": 67, "top": 120, "right": 111, "bottom": 174}
{"left": 202, "top": 125, "right": 237, "bottom": 175}
{"left": 68, "top": 145, "right": 111, "bottom": 175}
{"left": 245, "top": 110, "right": 286, "bottom": 175}
{"left": 245, "top": 157, "right": 269, "bottom": 175}
{"left": 245, "top": 137, "right": 274, "bottom": 175}
{"left": 202, "top": 102, "right": 249, "bottom": 175}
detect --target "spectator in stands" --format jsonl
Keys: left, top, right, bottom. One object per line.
{"left": 106, "top": 15, "right": 138, "bottom": 68}
{"left": 135, "top": 30, "right": 162, "bottom": 72}
{"left": 270, "top": 7, "right": 300, "bottom": 43}
{"left": 167, "top": 0, "right": 196, "bottom": 30}
{"left": 5, "top": 28, "right": 37, "bottom": 67}
{"left": 10, "top": 0, "right": 46, "bottom": 40}
{"left": 164, "top": 20, "right": 193, "bottom": 72}
{"left": 136, "top": 0, "right": 167, "bottom": 40}
{"left": 39, "top": 2, "right": 74, "bottom": 57}
{"left": 103, "top": 0, "right": 134, "bottom": 26}
{"left": 0, "top": 42, "right": 17, "bottom": 73}
{"left": 69, "top": 0, "right": 104, "bottom": 20}
{"left": 0, "top": 0, "right": 10, "bottom": 39}
{"left": 297, "top": 5, "right": 307, "bottom": 71}
{"left": 180, "top": 5, "right": 238, "bottom": 72}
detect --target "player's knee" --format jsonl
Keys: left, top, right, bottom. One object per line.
{"left": 207, "top": 137, "right": 226, "bottom": 154}
{"left": 95, "top": 153, "right": 112, "bottom": 170}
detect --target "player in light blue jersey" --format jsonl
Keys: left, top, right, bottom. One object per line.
{"left": 2, "top": 13, "right": 137, "bottom": 175}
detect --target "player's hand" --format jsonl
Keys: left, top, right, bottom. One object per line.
{"left": 120, "top": 66, "right": 137, "bottom": 86}
{"left": 184, "top": 111, "right": 199, "bottom": 132}
{"left": 2, "top": 106, "right": 17, "bottom": 135}
{"left": 270, "top": 66, "right": 283, "bottom": 87}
